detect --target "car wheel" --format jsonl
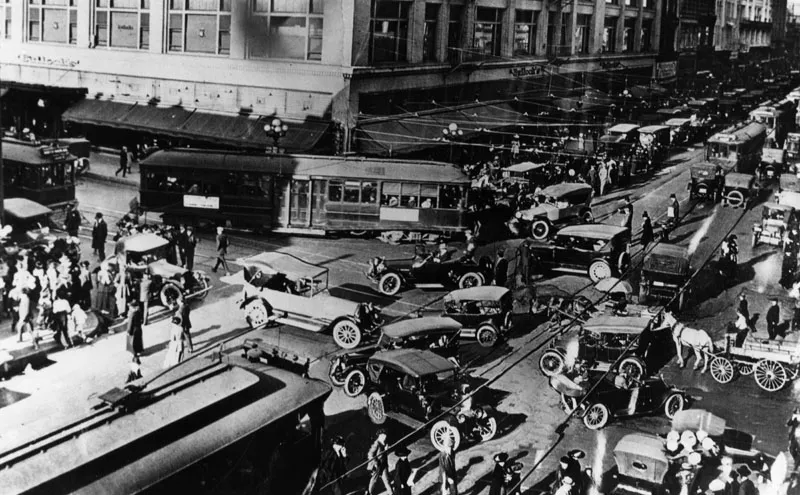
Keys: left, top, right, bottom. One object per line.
{"left": 582, "top": 403, "right": 610, "bottom": 430}
{"left": 366, "top": 392, "right": 387, "bottom": 425}
{"left": 243, "top": 299, "right": 270, "bottom": 329}
{"left": 476, "top": 414, "right": 498, "bottom": 442}
{"left": 664, "top": 393, "right": 686, "bottom": 419}
{"left": 617, "top": 252, "right": 631, "bottom": 275}
{"left": 618, "top": 357, "right": 645, "bottom": 381}
{"left": 458, "top": 272, "right": 483, "bottom": 289}
{"left": 159, "top": 282, "right": 183, "bottom": 307}
{"left": 378, "top": 272, "right": 402, "bottom": 296}
{"left": 561, "top": 394, "right": 578, "bottom": 413}
{"left": 332, "top": 319, "right": 362, "bottom": 349}
{"left": 588, "top": 260, "right": 612, "bottom": 282}
{"left": 476, "top": 325, "right": 499, "bottom": 348}
{"left": 430, "top": 420, "right": 461, "bottom": 452}
{"left": 503, "top": 311, "right": 513, "bottom": 331}
{"left": 539, "top": 349, "right": 565, "bottom": 377}
{"left": 581, "top": 210, "right": 594, "bottom": 223}
{"left": 343, "top": 369, "right": 367, "bottom": 398}
{"left": 727, "top": 190, "right": 745, "bottom": 208}
{"left": 328, "top": 358, "right": 346, "bottom": 386}
{"left": 531, "top": 220, "right": 550, "bottom": 240}
{"left": 193, "top": 275, "right": 210, "bottom": 300}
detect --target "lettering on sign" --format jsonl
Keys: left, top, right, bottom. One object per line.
{"left": 656, "top": 61, "right": 677, "bottom": 80}
{"left": 379, "top": 207, "right": 420, "bottom": 223}
{"left": 117, "top": 24, "right": 134, "bottom": 30}
{"left": 184, "top": 195, "right": 220, "bottom": 210}
{"left": 17, "top": 53, "right": 80, "bottom": 68}
{"left": 510, "top": 66, "right": 544, "bottom": 77}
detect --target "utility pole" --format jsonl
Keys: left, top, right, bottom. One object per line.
{"left": 0, "top": 77, "right": 4, "bottom": 223}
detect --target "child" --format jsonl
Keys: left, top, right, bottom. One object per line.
{"left": 69, "top": 304, "right": 88, "bottom": 344}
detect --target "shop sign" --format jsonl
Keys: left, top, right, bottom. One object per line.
{"left": 656, "top": 61, "right": 677, "bottom": 80}
{"left": 184, "top": 195, "right": 220, "bottom": 210}
{"left": 39, "top": 145, "right": 70, "bottom": 159}
{"left": 17, "top": 53, "right": 79, "bottom": 68}
{"left": 510, "top": 65, "right": 544, "bottom": 77}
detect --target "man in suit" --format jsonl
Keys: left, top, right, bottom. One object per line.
{"left": 738, "top": 293, "right": 750, "bottom": 324}
{"left": 185, "top": 226, "right": 198, "bottom": 271}
{"left": 494, "top": 247, "right": 509, "bottom": 287}
{"left": 489, "top": 452, "right": 510, "bottom": 495}
{"left": 92, "top": 212, "right": 108, "bottom": 260}
{"left": 176, "top": 296, "right": 193, "bottom": 353}
{"left": 64, "top": 204, "right": 82, "bottom": 238}
{"left": 312, "top": 435, "right": 348, "bottom": 495}
{"left": 212, "top": 226, "right": 230, "bottom": 275}
{"left": 767, "top": 298, "right": 781, "bottom": 340}
{"left": 367, "top": 430, "right": 390, "bottom": 495}
{"left": 140, "top": 272, "right": 151, "bottom": 325}
{"left": 737, "top": 465, "right": 757, "bottom": 495}
{"left": 125, "top": 301, "right": 144, "bottom": 356}
{"left": 392, "top": 446, "right": 416, "bottom": 495}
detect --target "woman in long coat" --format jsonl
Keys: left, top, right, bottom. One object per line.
{"left": 126, "top": 301, "right": 144, "bottom": 356}
{"left": 163, "top": 316, "right": 186, "bottom": 369}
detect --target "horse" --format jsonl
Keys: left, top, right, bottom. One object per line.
{"left": 662, "top": 311, "right": 714, "bottom": 373}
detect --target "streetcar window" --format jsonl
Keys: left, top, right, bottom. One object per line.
{"left": 381, "top": 182, "right": 401, "bottom": 206}
{"left": 328, "top": 180, "right": 343, "bottom": 202}
{"left": 421, "top": 184, "right": 438, "bottom": 208}
{"left": 22, "top": 167, "right": 38, "bottom": 189}
{"left": 401, "top": 183, "right": 420, "bottom": 208}
{"left": 361, "top": 182, "right": 378, "bottom": 204}
{"left": 439, "top": 185, "right": 462, "bottom": 209}
{"left": 344, "top": 181, "right": 361, "bottom": 203}
{"left": 65, "top": 162, "right": 74, "bottom": 185}
{"left": 223, "top": 173, "right": 238, "bottom": 195}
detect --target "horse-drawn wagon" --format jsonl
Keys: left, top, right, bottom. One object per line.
{"left": 708, "top": 335, "right": 800, "bottom": 391}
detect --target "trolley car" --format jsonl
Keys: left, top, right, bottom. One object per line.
{"left": 139, "top": 149, "right": 471, "bottom": 238}
{"left": 706, "top": 122, "right": 767, "bottom": 174}
{"left": 2, "top": 138, "right": 77, "bottom": 209}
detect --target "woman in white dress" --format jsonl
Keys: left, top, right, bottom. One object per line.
{"left": 163, "top": 316, "right": 186, "bottom": 369}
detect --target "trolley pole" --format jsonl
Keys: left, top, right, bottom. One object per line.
{"left": 0, "top": 79, "right": 4, "bottom": 223}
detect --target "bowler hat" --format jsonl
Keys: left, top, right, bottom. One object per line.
{"left": 395, "top": 446, "right": 411, "bottom": 457}
{"left": 568, "top": 449, "right": 586, "bottom": 459}
{"left": 331, "top": 435, "right": 345, "bottom": 446}
{"left": 737, "top": 465, "right": 752, "bottom": 477}
{"left": 494, "top": 452, "right": 509, "bottom": 463}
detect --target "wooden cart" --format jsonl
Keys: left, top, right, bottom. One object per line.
{"left": 708, "top": 335, "right": 800, "bottom": 392}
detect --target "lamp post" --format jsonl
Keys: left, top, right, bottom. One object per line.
{"left": 441, "top": 122, "right": 464, "bottom": 163}
{"left": 264, "top": 118, "right": 288, "bottom": 153}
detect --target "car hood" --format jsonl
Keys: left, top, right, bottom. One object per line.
{"left": 148, "top": 259, "right": 188, "bottom": 278}
{"left": 517, "top": 204, "right": 558, "bottom": 221}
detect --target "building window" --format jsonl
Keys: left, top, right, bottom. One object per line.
{"left": 603, "top": 17, "right": 617, "bottom": 52}
{"left": 514, "top": 10, "right": 538, "bottom": 56}
{"left": 3, "top": 1, "right": 11, "bottom": 39}
{"left": 625, "top": 0, "right": 637, "bottom": 6}
{"left": 370, "top": 1, "right": 409, "bottom": 63}
{"left": 249, "top": 0, "right": 323, "bottom": 61}
{"left": 623, "top": 18, "right": 635, "bottom": 51}
{"left": 641, "top": 19, "right": 652, "bottom": 51}
{"left": 473, "top": 7, "right": 503, "bottom": 58}
{"left": 422, "top": 4, "right": 439, "bottom": 62}
{"left": 575, "top": 14, "right": 591, "bottom": 54}
{"left": 546, "top": 12, "right": 568, "bottom": 56}
{"left": 95, "top": 0, "right": 151, "bottom": 50}
{"left": 167, "top": 0, "right": 231, "bottom": 55}
{"left": 447, "top": 5, "right": 462, "bottom": 63}
{"left": 606, "top": 0, "right": 619, "bottom": 5}
{"left": 28, "top": 0, "right": 78, "bottom": 44}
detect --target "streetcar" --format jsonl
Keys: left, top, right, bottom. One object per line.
{"left": 0, "top": 340, "right": 332, "bottom": 494}
{"left": 705, "top": 122, "right": 767, "bottom": 173}
{"left": 748, "top": 99, "right": 796, "bottom": 148}
{"left": 2, "top": 138, "right": 77, "bottom": 210}
{"left": 139, "top": 149, "right": 471, "bottom": 238}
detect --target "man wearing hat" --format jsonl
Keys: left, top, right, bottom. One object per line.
{"left": 566, "top": 450, "right": 585, "bottom": 494}
{"left": 315, "top": 435, "right": 348, "bottom": 495}
{"left": 392, "top": 446, "right": 417, "bottom": 495}
{"left": 490, "top": 452, "right": 510, "bottom": 495}
{"left": 554, "top": 476, "right": 575, "bottom": 495}
{"left": 738, "top": 465, "right": 758, "bottom": 495}
{"left": 438, "top": 434, "right": 457, "bottom": 495}
{"left": 766, "top": 298, "right": 781, "bottom": 340}
{"left": 92, "top": 212, "right": 108, "bottom": 260}
{"left": 367, "top": 429, "right": 391, "bottom": 495}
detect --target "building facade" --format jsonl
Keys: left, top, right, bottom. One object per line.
{"left": 0, "top": 0, "right": 663, "bottom": 154}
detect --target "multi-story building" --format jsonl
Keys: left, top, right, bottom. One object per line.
{"left": 739, "top": 0, "right": 773, "bottom": 58}
{"left": 714, "top": 0, "right": 743, "bottom": 53}
{"left": 658, "top": 0, "right": 715, "bottom": 87}
{"left": 0, "top": 0, "right": 663, "bottom": 155}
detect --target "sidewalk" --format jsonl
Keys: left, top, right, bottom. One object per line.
{"left": 83, "top": 150, "right": 139, "bottom": 188}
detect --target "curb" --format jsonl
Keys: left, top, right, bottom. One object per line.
{"left": 83, "top": 171, "right": 138, "bottom": 188}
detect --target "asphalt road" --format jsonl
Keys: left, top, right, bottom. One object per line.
{"left": 0, "top": 146, "right": 795, "bottom": 495}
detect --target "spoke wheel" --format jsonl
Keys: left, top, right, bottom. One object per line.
{"left": 329, "top": 359, "right": 346, "bottom": 386}
{"left": 430, "top": 420, "right": 461, "bottom": 452}
{"left": 539, "top": 350, "right": 565, "bottom": 377}
{"left": 378, "top": 272, "right": 402, "bottom": 296}
{"left": 754, "top": 359, "right": 788, "bottom": 392}
{"left": 476, "top": 325, "right": 499, "bottom": 348}
{"left": 332, "top": 319, "right": 362, "bottom": 349}
{"left": 243, "top": 300, "right": 270, "bottom": 329}
{"left": 477, "top": 416, "right": 498, "bottom": 442}
{"left": 738, "top": 362, "right": 755, "bottom": 375}
{"left": 458, "top": 272, "right": 483, "bottom": 289}
{"left": 366, "top": 392, "right": 387, "bottom": 424}
{"left": 159, "top": 282, "right": 182, "bottom": 307}
{"left": 664, "top": 393, "right": 685, "bottom": 419}
{"left": 343, "top": 369, "right": 366, "bottom": 398}
{"left": 710, "top": 356, "right": 735, "bottom": 384}
{"left": 531, "top": 220, "right": 550, "bottom": 240}
{"left": 583, "top": 403, "right": 610, "bottom": 430}
{"left": 618, "top": 357, "right": 645, "bottom": 382}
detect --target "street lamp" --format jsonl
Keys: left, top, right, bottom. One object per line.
{"left": 264, "top": 118, "right": 288, "bottom": 153}
{"left": 441, "top": 123, "right": 464, "bottom": 162}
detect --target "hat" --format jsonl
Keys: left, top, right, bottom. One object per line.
{"left": 688, "top": 452, "right": 702, "bottom": 466}
{"left": 494, "top": 452, "right": 509, "bottom": 463}
{"left": 696, "top": 430, "right": 709, "bottom": 442}
{"left": 562, "top": 477, "right": 574, "bottom": 486}
{"left": 331, "top": 435, "right": 345, "bottom": 446}
{"left": 709, "top": 479, "right": 726, "bottom": 492}
{"left": 737, "top": 465, "right": 752, "bottom": 477}
{"left": 395, "top": 446, "right": 411, "bottom": 457}
{"left": 666, "top": 430, "right": 680, "bottom": 442}
{"left": 702, "top": 438, "right": 716, "bottom": 451}
{"left": 568, "top": 449, "right": 586, "bottom": 459}
{"left": 666, "top": 440, "right": 680, "bottom": 452}
{"left": 680, "top": 430, "right": 697, "bottom": 447}
{"left": 95, "top": 212, "right": 103, "bottom": 219}
{"left": 560, "top": 456, "right": 571, "bottom": 464}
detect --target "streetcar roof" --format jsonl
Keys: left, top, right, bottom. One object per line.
{"left": 1, "top": 139, "right": 77, "bottom": 166}
{"left": 382, "top": 317, "right": 462, "bottom": 338}
{"left": 141, "top": 150, "right": 470, "bottom": 184}
{"left": 709, "top": 122, "right": 766, "bottom": 143}
{"left": 3, "top": 198, "right": 52, "bottom": 220}
{"left": 369, "top": 349, "right": 458, "bottom": 377}
{"left": 236, "top": 252, "right": 328, "bottom": 280}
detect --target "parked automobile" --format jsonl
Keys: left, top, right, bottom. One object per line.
{"left": 442, "top": 286, "right": 513, "bottom": 347}
{"left": 236, "top": 252, "right": 381, "bottom": 349}
{"left": 721, "top": 172, "right": 757, "bottom": 208}
{"left": 551, "top": 372, "right": 687, "bottom": 430}
{"left": 527, "top": 224, "right": 632, "bottom": 282}
{"left": 500, "top": 162, "right": 548, "bottom": 188}
{"left": 366, "top": 244, "right": 492, "bottom": 296}
{"left": 636, "top": 125, "right": 671, "bottom": 173}
{"left": 600, "top": 124, "right": 640, "bottom": 158}
{"left": 688, "top": 163, "right": 722, "bottom": 202}
{"left": 753, "top": 203, "right": 796, "bottom": 248}
{"left": 329, "top": 316, "right": 462, "bottom": 397}
{"left": 363, "top": 349, "right": 498, "bottom": 451}
{"left": 759, "top": 148, "right": 786, "bottom": 181}
{"left": 665, "top": 117, "right": 693, "bottom": 145}
{"left": 539, "top": 315, "right": 655, "bottom": 380}
{"left": 2, "top": 198, "right": 57, "bottom": 250}
{"left": 510, "top": 183, "right": 594, "bottom": 239}
{"left": 639, "top": 243, "right": 692, "bottom": 310}
{"left": 609, "top": 434, "right": 675, "bottom": 495}
{"left": 780, "top": 173, "right": 800, "bottom": 196}
{"left": 109, "top": 233, "right": 211, "bottom": 307}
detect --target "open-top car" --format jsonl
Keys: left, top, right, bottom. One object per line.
{"left": 528, "top": 224, "right": 631, "bottom": 282}
{"left": 366, "top": 244, "right": 492, "bottom": 296}
{"left": 111, "top": 233, "right": 210, "bottom": 307}
{"left": 551, "top": 371, "right": 687, "bottom": 430}
{"left": 329, "top": 316, "right": 462, "bottom": 397}
{"left": 722, "top": 172, "right": 757, "bottom": 208}
{"left": 539, "top": 315, "right": 656, "bottom": 380}
{"left": 235, "top": 252, "right": 381, "bottom": 349}
{"left": 688, "top": 163, "right": 722, "bottom": 202}
{"left": 753, "top": 203, "right": 798, "bottom": 248}
{"left": 363, "top": 349, "right": 498, "bottom": 451}
{"left": 639, "top": 243, "right": 692, "bottom": 310}
{"left": 2, "top": 198, "right": 57, "bottom": 249}
{"left": 510, "top": 183, "right": 594, "bottom": 239}
{"left": 759, "top": 148, "right": 786, "bottom": 181}
{"left": 443, "top": 286, "right": 513, "bottom": 347}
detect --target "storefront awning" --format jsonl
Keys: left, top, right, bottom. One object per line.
{"left": 355, "top": 102, "right": 530, "bottom": 156}
{"left": 62, "top": 99, "right": 329, "bottom": 152}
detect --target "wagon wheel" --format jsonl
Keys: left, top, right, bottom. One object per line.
{"left": 737, "top": 361, "right": 755, "bottom": 376}
{"left": 710, "top": 356, "right": 736, "bottom": 384}
{"left": 430, "top": 420, "right": 461, "bottom": 452}
{"left": 539, "top": 350, "right": 566, "bottom": 377}
{"left": 754, "top": 359, "right": 788, "bottom": 392}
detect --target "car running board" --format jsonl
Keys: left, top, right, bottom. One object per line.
{"left": 274, "top": 313, "right": 328, "bottom": 333}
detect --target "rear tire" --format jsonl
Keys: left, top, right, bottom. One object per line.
{"left": 430, "top": 420, "right": 461, "bottom": 452}
{"left": 539, "top": 350, "right": 565, "bottom": 376}
{"left": 159, "top": 282, "right": 182, "bottom": 307}
{"left": 664, "top": 393, "right": 685, "bottom": 419}
{"left": 458, "top": 272, "right": 483, "bottom": 289}
{"left": 332, "top": 319, "right": 362, "bottom": 349}
{"left": 583, "top": 403, "right": 610, "bottom": 430}
{"left": 531, "top": 220, "right": 550, "bottom": 240}
{"left": 378, "top": 272, "right": 402, "bottom": 296}
{"left": 343, "top": 369, "right": 366, "bottom": 398}
{"left": 476, "top": 325, "right": 499, "bottom": 347}
{"left": 588, "top": 260, "right": 612, "bottom": 282}
{"left": 367, "top": 392, "right": 387, "bottom": 424}
{"left": 618, "top": 357, "right": 645, "bottom": 381}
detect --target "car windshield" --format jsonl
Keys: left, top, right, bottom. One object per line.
{"left": 419, "top": 371, "right": 457, "bottom": 394}
{"left": 446, "top": 300, "right": 500, "bottom": 315}
{"left": 788, "top": 140, "right": 800, "bottom": 152}
{"left": 764, "top": 208, "right": 786, "bottom": 221}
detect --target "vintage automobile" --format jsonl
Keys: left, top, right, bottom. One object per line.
{"left": 780, "top": 173, "right": 800, "bottom": 195}
{"left": 511, "top": 183, "right": 594, "bottom": 240}
{"left": 636, "top": 125, "right": 671, "bottom": 173}
{"left": 721, "top": 172, "right": 757, "bottom": 208}
{"left": 111, "top": 233, "right": 211, "bottom": 307}
{"left": 363, "top": 349, "right": 498, "bottom": 451}
{"left": 785, "top": 133, "right": 800, "bottom": 172}
{"left": 2, "top": 198, "right": 57, "bottom": 249}
{"left": 552, "top": 371, "right": 687, "bottom": 429}
{"left": 366, "top": 245, "right": 492, "bottom": 296}
{"left": 235, "top": 252, "right": 381, "bottom": 349}
{"left": 600, "top": 124, "right": 640, "bottom": 158}
{"left": 442, "top": 286, "right": 513, "bottom": 347}
{"left": 639, "top": 244, "right": 692, "bottom": 310}
{"left": 759, "top": 148, "right": 786, "bottom": 181}
{"left": 329, "top": 316, "right": 462, "bottom": 397}
{"left": 610, "top": 433, "right": 673, "bottom": 495}
{"left": 500, "top": 162, "right": 548, "bottom": 187}
{"left": 753, "top": 203, "right": 798, "bottom": 248}
{"left": 539, "top": 315, "right": 655, "bottom": 380}
{"left": 528, "top": 224, "right": 631, "bottom": 282}
{"left": 665, "top": 117, "right": 693, "bottom": 145}
{"left": 687, "top": 163, "right": 722, "bottom": 202}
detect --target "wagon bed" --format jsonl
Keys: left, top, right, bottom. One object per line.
{"left": 708, "top": 335, "right": 800, "bottom": 391}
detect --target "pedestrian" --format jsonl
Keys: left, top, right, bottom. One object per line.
{"left": 69, "top": 303, "right": 88, "bottom": 343}
{"left": 177, "top": 224, "right": 188, "bottom": 267}
{"left": 438, "top": 434, "right": 457, "bottom": 495}
{"left": 126, "top": 146, "right": 135, "bottom": 174}
{"left": 116, "top": 146, "right": 129, "bottom": 177}
{"left": 77, "top": 261, "right": 92, "bottom": 310}
{"left": 620, "top": 160, "right": 631, "bottom": 188}
{"left": 490, "top": 452, "right": 510, "bottom": 495}
{"left": 312, "top": 435, "right": 348, "bottom": 495}
{"left": 554, "top": 477, "right": 575, "bottom": 495}
{"left": 733, "top": 309, "right": 750, "bottom": 346}
{"left": 212, "top": 226, "right": 230, "bottom": 275}
{"left": 598, "top": 162, "right": 608, "bottom": 196}
{"left": 667, "top": 193, "right": 680, "bottom": 227}
{"left": 494, "top": 247, "right": 509, "bottom": 287}
{"left": 140, "top": 272, "right": 151, "bottom": 325}
{"left": 126, "top": 300, "right": 144, "bottom": 356}
{"left": 367, "top": 429, "right": 391, "bottom": 495}
{"left": 581, "top": 468, "right": 597, "bottom": 495}
{"left": 92, "top": 212, "right": 108, "bottom": 260}
{"left": 392, "top": 446, "right": 417, "bottom": 495}
{"left": 163, "top": 316, "right": 186, "bottom": 369}
{"left": 782, "top": 246, "right": 797, "bottom": 289}
{"left": 184, "top": 226, "right": 197, "bottom": 271}
{"left": 738, "top": 293, "right": 750, "bottom": 324}
{"left": 793, "top": 296, "right": 800, "bottom": 333}
{"left": 641, "top": 212, "right": 654, "bottom": 247}
{"left": 176, "top": 296, "right": 193, "bottom": 353}
{"left": 619, "top": 197, "right": 633, "bottom": 231}
{"left": 587, "top": 164, "right": 599, "bottom": 197}
{"left": 737, "top": 466, "right": 757, "bottom": 495}
{"left": 64, "top": 203, "right": 82, "bottom": 238}
{"left": 567, "top": 450, "right": 586, "bottom": 495}
{"left": 766, "top": 298, "right": 781, "bottom": 340}
{"left": 51, "top": 288, "right": 72, "bottom": 348}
